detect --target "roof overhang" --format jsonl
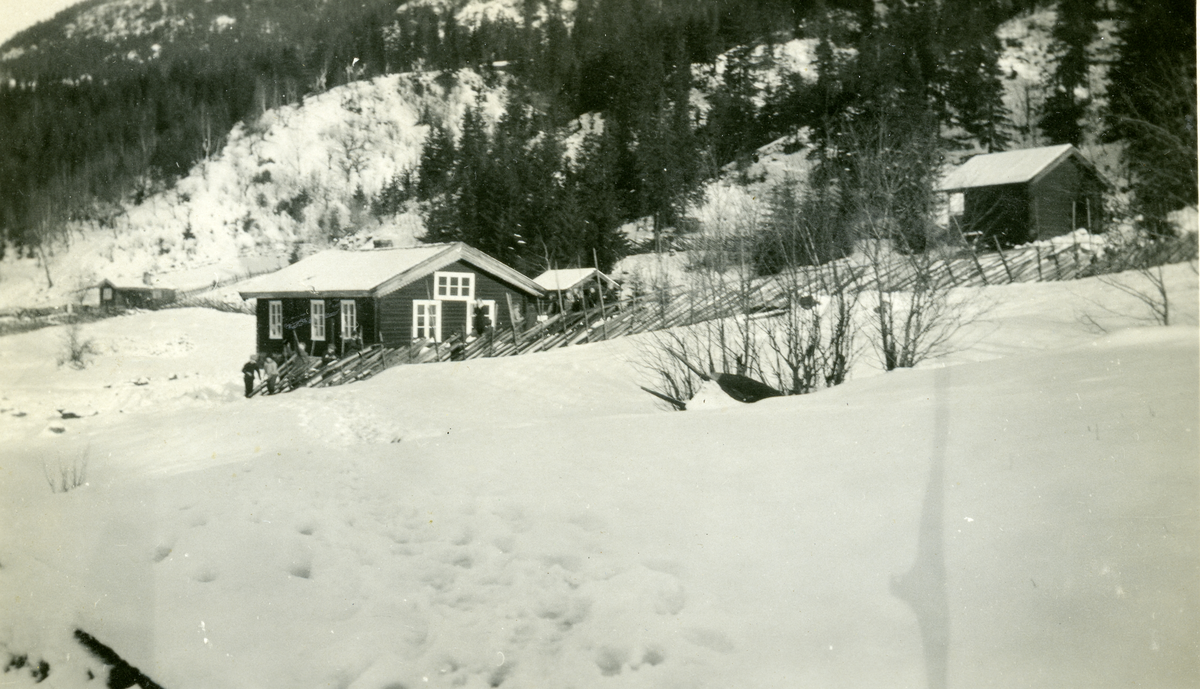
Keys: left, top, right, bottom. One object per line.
{"left": 237, "top": 290, "right": 374, "bottom": 299}
{"left": 372, "top": 243, "right": 544, "bottom": 298}
{"left": 536, "top": 269, "right": 619, "bottom": 292}
{"left": 938, "top": 145, "right": 1109, "bottom": 193}
{"left": 238, "top": 243, "right": 545, "bottom": 300}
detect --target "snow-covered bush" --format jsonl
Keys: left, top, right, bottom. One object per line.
{"left": 57, "top": 321, "right": 98, "bottom": 370}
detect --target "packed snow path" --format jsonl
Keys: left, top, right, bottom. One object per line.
{"left": 0, "top": 266, "right": 1197, "bottom": 688}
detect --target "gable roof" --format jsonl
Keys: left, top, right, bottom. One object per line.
{"left": 97, "top": 279, "right": 175, "bottom": 292}
{"left": 533, "top": 268, "right": 618, "bottom": 293}
{"left": 938, "top": 144, "right": 1102, "bottom": 192}
{"left": 237, "top": 242, "right": 543, "bottom": 299}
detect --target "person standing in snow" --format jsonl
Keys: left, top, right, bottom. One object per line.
{"left": 242, "top": 355, "right": 260, "bottom": 397}
{"left": 264, "top": 355, "right": 280, "bottom": 395}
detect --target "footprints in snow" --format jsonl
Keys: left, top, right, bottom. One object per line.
{"left": 595, "top": 645, "right": 667, "bottom": 676}
{"left": 151, "top": 512, "right": 322, "bottom": 582}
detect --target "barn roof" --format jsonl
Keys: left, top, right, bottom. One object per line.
{"left": 533, "top": 268, "right": 618, "bottom": 293}
{"left": 97, "top": 279, "right": 175, "bottom": 292}
{"left": 938, "top": 144, "right": 1101, "bottom": 192}
{"left": 237, "top": 242, "right": 544, "bottom": 299}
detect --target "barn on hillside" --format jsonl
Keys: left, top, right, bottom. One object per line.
{"left": 939, "top": 144, "right": 1107, "bottom": 247}
{"left": 237, "top": 242, "right": 545, "bottom": 357}
{"left": 96, "top": 279, "right": 177, "bottom": 311}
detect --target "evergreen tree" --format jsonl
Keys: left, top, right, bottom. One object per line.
{"left": 568, "top": 124, "right": 628, "bottom": 271}
{"left": 940, "top": 0, "right": 1011, "bottom": 151}
{"left": 416, "top": 123, "right": 455, "bottom": 201}
{"left": 1104, "top": 0, "right": 1197, "bottom": 232}
{"left": 706, "top": 43, "right": 761, "bottom": 165}
{"left": 1040, "top": 0, "right": 1099, "bottom": 145}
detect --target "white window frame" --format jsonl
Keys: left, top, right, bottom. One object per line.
{"left": 310, "top": 300, "right": 326, "bottom": 341}
{"left": 473, "top": 299, "right": 496, "bottom": 334}
{"left": 412, "top": 300, "right": 441, "bottom": 342}
{"left": 268, "top": 300, "right": 283, "bottom": 339}
{"left": 434, "top": 271, "right": 474, "bottom": 300}
{"left": 340, "top": 300, "right": 358, "bottom": 339}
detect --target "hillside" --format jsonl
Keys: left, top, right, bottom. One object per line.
{"left": 0, "top": 68, "right": 507, "bottom": 309}
{"left": 0, "top": 265, "right": 1196, "bottom": 688}
{"left": 0, "top": 6, "right": 1066, "bottom": 310}
{"left": 1, "top": 0, "right": 1195, "bottom": 314}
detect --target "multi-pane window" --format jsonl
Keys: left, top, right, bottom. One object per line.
{"left": 310, "top": 300, "right": 325, "bottom": 341}
{"left": 268, "top": 300, "right": 283, "bottom": 339}
{"left": 413, "top": 300, "right": 440, "bottom": 341}
{"left": 435, "top": 272, "right": 474, "bottom": 299}
{"left": 340, "top": 300, "right": 357, "bottom": 338}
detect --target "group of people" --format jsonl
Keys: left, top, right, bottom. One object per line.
{"left": 242, "top": 345, "right": 343, "bottom": 397}
{"left": 241, "top": 353, "right": 281, "bottom": 397}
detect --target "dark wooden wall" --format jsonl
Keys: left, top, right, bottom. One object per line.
{"left": 964, "top": 184, "right": 1030, "bottom": 247}
{"left": 255, "top": 296, "right": 373, "bottom": 357}
{"left": 100, "top": 286, "right": 176, "bottom": 310}
{"left": 1028, "top": 157, "right": 1104, "bottom": 241}
{"left": 377, "top": 260, "right": 536, "bottom": 345}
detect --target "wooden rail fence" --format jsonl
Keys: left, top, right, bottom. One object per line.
{"left": 251, "top": 236, "right": 1196, "bottom": 395}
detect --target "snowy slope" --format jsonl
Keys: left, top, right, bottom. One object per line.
{"left": 0, "top": 69, "right": 507, "bottom": 311}
{"left": 0, "top": 3, "right": 1137, "bottom": 313}
{"left": 0, "top": 265, "right": 1196, "bottom": 688}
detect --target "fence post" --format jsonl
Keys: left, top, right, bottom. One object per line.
{"left": 967, "top": 243, "right": 989, "bottom": 285}
{"left": 993, "top": 238, "right": 1015, "bottom": 283}
{"left": 1072, "top": 232, "right": 1081, "bottom": 276}
{"left": 1035, "top": 245, "right": 1044, "bottom": 281}
{"left": 593, "top": 251, "right": 609, "bottom": 341}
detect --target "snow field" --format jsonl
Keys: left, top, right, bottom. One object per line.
{"left": 0, "top": 266, "right": 1197, "bottom": 688}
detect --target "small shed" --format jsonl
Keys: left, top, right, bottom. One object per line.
{"left": 939, "top": 144, "right": 1107, "bottom": 247}
{"left": 533, "top": 268, "right": 619, "bottom": 315}
{"left": 96, "top": 280, "right": 177, "bottom": 311}
{"left": 236, "top": 242, "right": 545, "bottom": 357}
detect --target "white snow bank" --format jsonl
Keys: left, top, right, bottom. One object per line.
{"left": 0, "top": 268, "right": 1196, "bottom": 688}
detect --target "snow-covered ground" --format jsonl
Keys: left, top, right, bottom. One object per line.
{"left": 1, "top": 264, "right": 1196, "bottom": 688}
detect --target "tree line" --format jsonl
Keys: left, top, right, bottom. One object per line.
{"left": 0, "top": 0, "right": 1193, "bottom": 268}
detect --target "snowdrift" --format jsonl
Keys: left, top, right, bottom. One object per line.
{"left": 0, "top": 266, "right": 1196, "bottom": 688}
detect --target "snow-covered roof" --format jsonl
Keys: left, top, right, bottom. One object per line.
{"left": 938, "top": 144, "right": 1098, "bottom": 191}
{"left": 533, "top": 268, "right": 618, "bottom": 293}
{"left": 98, "top": 278, "right": 176, "bottom": 291}
{"left": 237, "top": 243, "right": 543, "bottom": 299}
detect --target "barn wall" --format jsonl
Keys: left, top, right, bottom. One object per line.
{"left": 1029, "top": 158, "right": 1104, "bottom": 240}
{"left": 964, "top": 184, "right": 1029, "bottom": 247}
{"left": 1030, "top": 159, "right": 1079, "bottom": 240}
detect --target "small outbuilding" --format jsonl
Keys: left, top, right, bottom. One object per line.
{"left": 236, "top": 242, "right": 545, "bottom": 357}
{"left": 533, "top": 268, "right": 619, "bottom": 315}
{"left": 939, "top": 144, "right": 1107, "bottom": 247}
{"left": 96, "top": 279, "right": 177, "bottom": 311}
